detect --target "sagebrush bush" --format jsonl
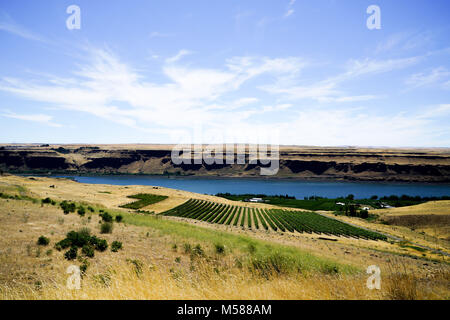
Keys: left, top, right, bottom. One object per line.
{"left": 100, "top": 222, "right": 113, "bottom": 234}
{"left": 41, "top": 197, "right": 52, "bottom": 204}
{"left": 111, "top": 241, "right": 122, "bottom": 252}
{"left": 82, "top": 244, "right": 95, "bottom": 258}
{"left": 37, "top": 236, "right": 50, "bottom": 246}
{"left": 214, "top": 243, "right": 225, "bottom": 254}
{"left": 77, "top": 206, "right": 86, "bottom": 216}
{"left": 115, "top": 214, "right": 123, "bottom": 223}
{"left": 60, "top": 201, "right": 76, "bottom": 214}
{"left": 64, "top": 247, "right": 77, "bottom": 260}
{"left": 100, "top": 212, "right": 113, "bottom": 222}
{"left": 94, "top": 238, "right": 108, "bottom": 251}
{"left": 55, "top": 229, "right": 108, "bottom": 256}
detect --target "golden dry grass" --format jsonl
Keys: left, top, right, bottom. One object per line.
{"left": 0, "top": 174, "right": 449, "bottom": 300}
{"left": 374, "top": 201, "right": 450, "bottom": 216}
{"left": 2, "top": 259, "right": 448, "bottom": 300}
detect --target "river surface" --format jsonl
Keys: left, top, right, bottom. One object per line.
{"left": 51, "top": 175, "right": 450, "bottom": 199}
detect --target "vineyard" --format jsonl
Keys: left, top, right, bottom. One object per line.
{"left": 120, "top": 193, "right": 168, "bottom": 209}
{"left": 163, "top": 199, "right": 387, "bottom": 240}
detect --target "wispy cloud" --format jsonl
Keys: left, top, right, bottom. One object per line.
{"left": 284, "top": 0, "right": 296, "bottom": 18}
{"left": 261, "top": 56, "right": 419, "bottom": 102}
{"left": 1, "top": 111, "right": 61, "bottom": 127}
{"left": 165, "top": 49, "right": 193, "bottom": 64}
{"left": 405, "top": 67, "right": 450, "bottom": 89}
{"left": 0, "top": 45, "right": 447, "bottom": 146}
{"left": 0, "top": 13, "right": 44, "bottom": 42}
{"left": 375, "top": 32, "right": 433, "bottom": 54}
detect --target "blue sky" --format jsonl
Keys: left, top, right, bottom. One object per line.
{"left": 0, "top": 0, "right": 449, "bottom": 146}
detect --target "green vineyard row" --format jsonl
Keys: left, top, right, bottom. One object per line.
{"left": 162, "top": 199, "right": 387, "bottom": 240}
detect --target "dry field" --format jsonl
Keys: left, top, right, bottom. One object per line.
{"left": 0, "top": 175, "right": 448, "bottom": 300}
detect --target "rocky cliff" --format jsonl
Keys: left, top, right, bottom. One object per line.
{"left": 1, "top": 144, "right": 449, "bottom": 182}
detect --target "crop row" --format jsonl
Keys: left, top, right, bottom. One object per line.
{"left": 163, "top": 199, "right": 387, "bottom": 240}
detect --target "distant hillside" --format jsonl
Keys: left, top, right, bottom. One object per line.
{"left": 1, "top": 144, "right": 450, "bottom": 182}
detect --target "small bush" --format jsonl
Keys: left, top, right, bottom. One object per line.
{"left": 94, "top": 238, "right": 108, "bottom": 252}
{"left": 77, "top": 206, "right": 86, "bottom": 216}
{"left": 37, "top": 236, "right": 50, "bottom": 246}
{"left": 87, "top": 206, "right": 95, "bottom": 212}
{"left": 60, "top": 200, "right": 76, "bottom": 214}
{"left": 360, "top": 209, "right": 369, "bottom": 219}
{"left": 100, "top": 222, "right": 113, "bottom": 234}
{"left": 183, "top": 243, "right": 192, "bottom": 254}
{"left": 115, "top": 214, "right": 123, "bottom": 223}
{"left": 55, "top": 238, "right": 71, "bottom": 251}
{"left": 64, "top": 247, "right": 77, "bottom": 260}
{"left": 214, "top": 243, "right": 225, "bottom": 254}
{"left": 41, "top": 197, "right": 52, "bottom": 204}
{"left": 81, "top": 244, "right": 95, "bottom": 258}
{"left": 111, "top": 241, "right": 122, "bottom": 252}
{"left": 100, "top": 212, "right": 113, "bottom": 222}
{"left": 67, "top": 228, "right": 91, "bottom": 247}
{"left": 126, "top": 259, "right": 143, "bottom": 276}
{"left": 192, "top": 244, "right": 204, "bottom": 257}
{"left": 80, "top": 260, "right": 90, "bottom": 274}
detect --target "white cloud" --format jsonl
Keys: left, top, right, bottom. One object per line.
{"left": 1, "top": 111, "right": 61, "bottom": 127}
{"left": 375, "top": 32, "right": 433, "bottom": 54}
{"left": 405, "top": 67, "right": 450, "bottom": 89}
{"left": 284, "top": 0, "right": 296, "bottom": 18}
{"left": 0, "top": 46, "right": 447, "bottom": 146}
{"left": 260, "top": 56, "right": 420, "bottom": 102}
{"left": 165, "top": 49, "right": 193, "bottom": 64}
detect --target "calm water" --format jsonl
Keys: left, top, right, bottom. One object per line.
{"left": 52, "top": 175, "right": 450, "bottom": 199}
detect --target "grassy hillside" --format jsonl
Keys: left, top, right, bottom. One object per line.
{"left": 0, "top": 174, "right": 448, "bottom": 300}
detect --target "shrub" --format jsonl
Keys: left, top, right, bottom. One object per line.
{"left": 82, "top": 244, "right": 95, "bottom": 258}
{"left": 126, "top": 259, "right": 143, "bottom": 276}
{"left": 64, "top": 247, "right": 77, "bottom": 260}
{"left": 214, "top": 243, "right": 225, "bottom": 254}
{"left": 192, "top": 244, "right": 204, "bottom": 257}
{"left": 183, "top": 243, "right": 192, "bottom": 254}
{"left": 360, "top": 209, "right": 369, "bottom": 219}
{"left": 100, "top": 222, "right": 113, "bottom": 234}
{"left": 77, "top": 206, "right": 86, "bottom": 216}
{"left": 80, "top": 260, "right": 90, "bottom": 274}
{"left": 94, "top": 238, "right": 108, "bottom": 252}
{"left": 100, "top": 212, "right": 113, "bottom": 222}
{"left": 55, "top": 238, "right": 71, "bottom": 251}
{"left": 41, "top": 197, "right": 52, "bottom": 204}
{"left": 67, "top": 228, "right": 91, "bottom": 247}
{"left": 60, "top": 201, "right": 76, "bottom": 214}
{"left": 111, "top": 241, "right": 122, "bottom": 252}
{"left": 87, "top": 206, "right": 95, "bottom": 212}
{"left": 37, "top": 236, "right": 50, "bottom": 246}
{"left": 115, "top": 214, "right": 123, "bottom": 223}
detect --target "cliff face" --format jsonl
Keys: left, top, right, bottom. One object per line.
{"left": 1, "top": 145, "right": 449, "bottom": 182}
